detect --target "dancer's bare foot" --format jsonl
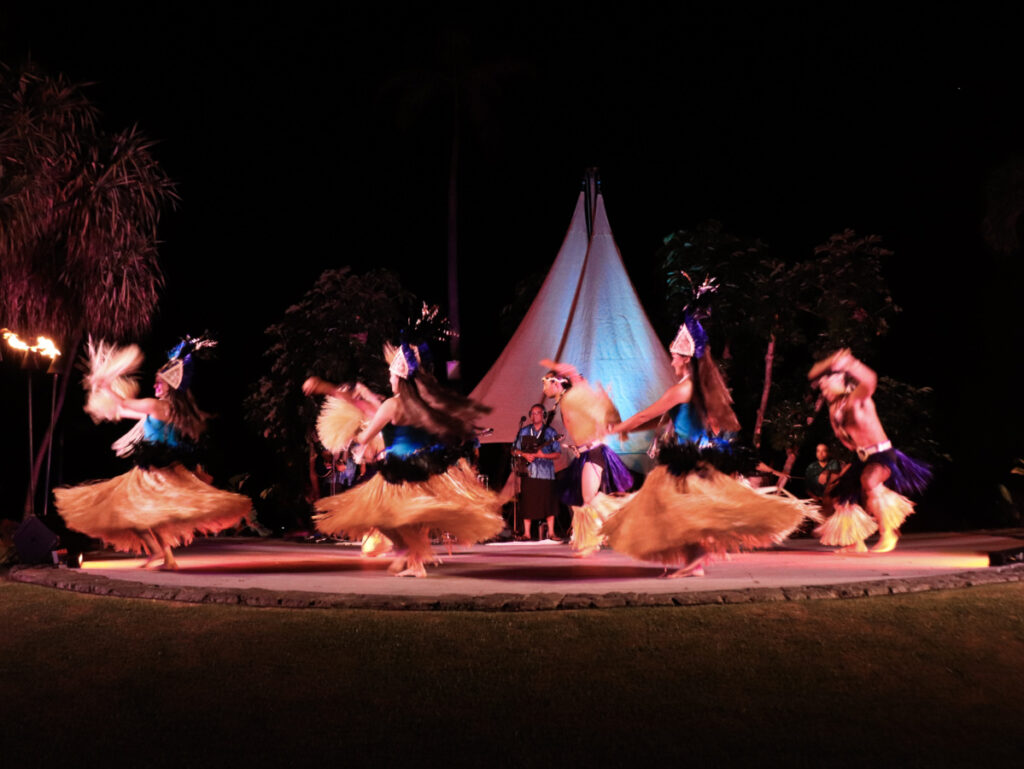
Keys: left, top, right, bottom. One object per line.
{"left": 395, "top": 559, "right": 427, "bottom": 578}
{"left": 164, "top": 546, "right": 178, "bottom": 565}
{"left": 870, "top": 532, "right": 899, "bottom": 553}
{"left": 836, "top": 541, "right": 868, "bottom": 554}
{"left": 572, "top": 547, "right": 599, "bottom": 559}
{"left": 159, "top": 550, "right": 179, "bottom": 570}
{"left": 387, "top": 556, "right": 409, "bottom": 574}
{"left": 142, "top": 555, "right": 164, "bottom": 570}
{"left": 666, "top": 557, "right": 706, "bottom": 578}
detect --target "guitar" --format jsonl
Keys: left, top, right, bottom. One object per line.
{"left": 512, "top": 431, "right": 563, "bottom": 474}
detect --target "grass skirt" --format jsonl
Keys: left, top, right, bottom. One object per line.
{"left": 599, "top": 465, "right": 814, "bottom": 566}
{"left": 816, "top": 486, "right": 915, "bottom": 546}
{"left": 314, "top": 458, "right": 504, "bottom": 545}
{"left": 53, "top": 464, "right": 252, "bottom": 553}
{"left": 815, "top": 502, "right": 878, "bottom": 546}
{"left": 570, "top": 500, "right": 612, "bottom": 553}
{"left": 835, "top": 448, "right": 931, "bottom": 505}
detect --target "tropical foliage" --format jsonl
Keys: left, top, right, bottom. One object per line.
{"left": 0, "top": 62, "right": 176, "bottom": 344}
{"left": 659, "top": 221, "right": 787, "bottom": 448}
{"left": 243, "top": 267, "right": 451, "bottom": 521}
{"left": 0, "top": 61, "right": 177, "bottom": 517}
{"left": 660, "top": 222, "right": 924, "bottom": 461}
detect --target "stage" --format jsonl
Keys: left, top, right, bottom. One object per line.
{"left": 8, "top": 529, "right": 1024, "bottom": 610}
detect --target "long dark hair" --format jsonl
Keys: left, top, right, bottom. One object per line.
{"left": 691, "top": 351, "right": 741, "bottom": 434}
{"left": 393, "top": 371, "right": 490, "bottom": 442}
{"left": 164, "top": 388, "right": 209, "bottom": 442}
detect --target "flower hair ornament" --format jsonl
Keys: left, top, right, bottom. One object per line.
{"left": 541, "top": 372, "right": 570, "bottom": 389}
{"left": 156, "top": 335, "right": 217, "bottom": 391}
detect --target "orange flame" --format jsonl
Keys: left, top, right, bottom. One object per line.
{"left": 1, "top": 329, "right": 61, "bottom": 359}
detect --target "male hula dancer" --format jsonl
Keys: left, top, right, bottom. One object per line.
{"left": 809, "top": 349, "right": 930, "bottom": 553}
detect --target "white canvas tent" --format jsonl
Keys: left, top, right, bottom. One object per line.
{"left": 470, "top": 189, "right": 676, "bottom": 472}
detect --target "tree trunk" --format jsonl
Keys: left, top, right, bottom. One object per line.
{"left": 447, "top": 125, "right": 460, "bottom": 367}
{"left": 22, "top": 331, "right": 81, "bottom": 520}
{"left": 752, "top": 330, "right": 776, "bottom": 450}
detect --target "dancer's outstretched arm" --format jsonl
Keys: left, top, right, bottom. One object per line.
{"left": 303, "top": 375, "right": 345, "bottom": 398}
{"left": 832, "top": 350, "right": 878, "bottom": 400}
{"left": 809, "top": 349, "right": 877, "bottom": 399}
{"left": 303, "top": 376, "right": 382, "bottom": 418}
{"left": 351, "top": 399, "right": 397, "bottom": 464}
{"left": 118, "top": 396, "right": 169, "bottom": 421}
{"left": 94, "top": 380, "right": 168, "bottom": 421}
{"left": 609, "top": 379, "right": 692, "bottom": 435}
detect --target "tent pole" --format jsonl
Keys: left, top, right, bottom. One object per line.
{"left": 583, "top": 168, "right": 597, "bottom": 240}
{"left": 583, "top": 174, "right": 591, "bottom": 240}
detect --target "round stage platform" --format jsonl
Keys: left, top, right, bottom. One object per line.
{"left": 10, "top": 530, "right": 1024, "bottom": 610}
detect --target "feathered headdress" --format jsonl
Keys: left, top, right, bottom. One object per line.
{"left": 385, "top": 341, "right": 429, "bottom": 380}
{"left": 156, "top": 335, "right": 217, "bottom": 391}
{"left": 385, "top": 304, "right": 448, "bottom": 380}
{"left": 669, "top": 274, "right": 717, "bottom": 359}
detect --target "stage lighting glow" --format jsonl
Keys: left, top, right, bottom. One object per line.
{"left": 82, "top": 558, "right": 150, "bottom": 570}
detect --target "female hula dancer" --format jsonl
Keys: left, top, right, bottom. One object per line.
{"left": 602, "top": 315, "right": 815, "bottom": 577}
{"left": 539, "top": 360, "right": 633, "bottom": 557}
{"left": 303, "top": 377, "right": 391, "bottom": 556}
{"left": 53, "top": 337, "right": 252, "bottom": 570}
{"left": 308, "top": 343, "right": 504, "bottom": 577}
{"left": 809, "top": 349, "right": 931, "bottom": 553}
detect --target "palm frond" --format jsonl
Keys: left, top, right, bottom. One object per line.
{"left": 0, "top": 61, "right": 176, "bottom": 344}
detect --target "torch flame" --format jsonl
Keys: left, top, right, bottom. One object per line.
{"left": 1, "top": 329, "right": 61, "bottom": 359}
{"left": 35, "top": 336, "right": 61, "bottom": 359}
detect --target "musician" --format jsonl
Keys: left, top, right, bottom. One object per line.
{"left": 512, "top": 404, "right": 562, "bottom": 541}
{"left": 805, "top": 443, "right": 842, "bottom": 504}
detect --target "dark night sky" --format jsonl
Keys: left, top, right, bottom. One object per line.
{"left": 2, "top": 4, "right": 1022, "bottom": 515}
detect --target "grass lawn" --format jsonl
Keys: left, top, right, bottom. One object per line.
{"left": 1, "top": 578, "right": 1022, "bottom": 768}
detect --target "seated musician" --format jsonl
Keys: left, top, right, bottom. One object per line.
{"left": 805, "top": 442, "right": 843, "bottom": 514}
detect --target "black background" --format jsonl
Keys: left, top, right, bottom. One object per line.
{"left": 2, "top": 4, "right": 1022, "bottom": 524}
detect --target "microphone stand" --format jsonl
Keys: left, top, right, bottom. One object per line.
{"left": 511, "top": 415, "right": 526, "bottom": 538}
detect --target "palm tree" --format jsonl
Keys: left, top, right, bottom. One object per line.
{"left": 0, "top": 61, "right": 178, "bottom": 518}
{"left": 377, "top": 30, "right": 526, "bottom": 374}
